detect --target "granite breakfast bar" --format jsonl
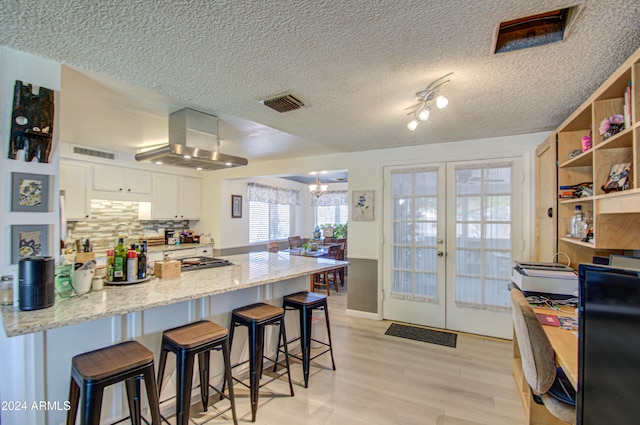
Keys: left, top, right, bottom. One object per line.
{"left": 0, "top": 252, "right": 347, "bottom": 425}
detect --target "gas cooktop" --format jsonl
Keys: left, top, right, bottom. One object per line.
{"left": 180, "top": 256, "right": 233, "bottom": 271}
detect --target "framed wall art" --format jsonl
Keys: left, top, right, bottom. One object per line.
{"left": 11, "top": 224, "right": 50, "bottom": 264}
{"left": 352, "top": 190, "right": 374, "bottom": 221}
{"left": 231, "top": 195, "right": 242, "bottom": 218}
{"left": 11, "top": 172, "right": 50, "bottom": 212}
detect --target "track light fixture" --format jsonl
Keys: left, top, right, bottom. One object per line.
{"left": 405, "top": 72, "right": 453, "bottom": 131}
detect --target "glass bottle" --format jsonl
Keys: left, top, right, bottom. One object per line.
{"left": 1, "top": 275, "right": 14, "bottom": 305}
{"left": 571, "top": 205, "right": 583, "bottom": 238}
{"left": 138, "top": 240, "right": 148, "bottom": 280}
{"left": 113, "top": 238, "right": 127, "bottom": 282}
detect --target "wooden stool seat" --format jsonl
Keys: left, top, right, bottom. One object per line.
{"left": 157, "top": 320, "right": 237, "bottom": 425}
{"left": 67, "top": 340, "right": 161, "bottom": 425}
{"left": 227, "top": 303, "right": 294, "bottom": 422}
{"left": 277, "top": 291, "right": 336, "bottom": 388}
{"left": 162, "top": 320, "right": 228, "bottom": 349}
{"left": 232, "top": 303, "right": 283, "bottom": 322}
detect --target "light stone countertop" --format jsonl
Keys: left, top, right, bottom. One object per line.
{"left": 1, "top": 252, "right": 348, "bottom": 338}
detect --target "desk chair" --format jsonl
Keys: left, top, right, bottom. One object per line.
{"left": 509, "top": 284, "right": 576, "bottom": 425}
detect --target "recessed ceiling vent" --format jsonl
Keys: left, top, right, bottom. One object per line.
{"left": 494, "top": 5, "right": 581, "bottom": 54}
{"left": 260, "top": 93, "right": 305, "bottom": 113}
{"left": 72, "top": 145, "right": 116, "bottom": 160}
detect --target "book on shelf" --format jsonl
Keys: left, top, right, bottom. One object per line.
{"left": 624, "top": 81, "right": 632, "bottom": 129}
{"left": 602, "top": 162, "right": 631, "bottom": 193}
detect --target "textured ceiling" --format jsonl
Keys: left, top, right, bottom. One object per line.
{"left": 1, "top": 0, "right": 639, "bottom": 163}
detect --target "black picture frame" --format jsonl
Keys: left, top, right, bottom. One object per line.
{"left": 11, "top": 172, "right": 50, "bottom": 212}
{"left": 231, "top": 195, "right": 242, "bottom": 218}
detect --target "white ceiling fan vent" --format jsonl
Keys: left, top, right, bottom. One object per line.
{"left": 260, "top": 93, "right": 305, "bottom": 113}
{"left": 72, "top": 144, "right": 116, "bottom": 160}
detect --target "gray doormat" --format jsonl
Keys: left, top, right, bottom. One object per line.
{"left": 385, "top": 323, "right": 457, "bottom": 348}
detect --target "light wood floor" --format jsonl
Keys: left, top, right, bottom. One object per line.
{"left": 184, "top": 283, "right": 527, "bottom": 425}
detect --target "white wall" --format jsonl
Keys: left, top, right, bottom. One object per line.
{"left": 202, "top": 132, "right": 548, "bottom": 260}
{"left": 1, "top": 46, "right": 62, "bottom": 425}
{"left": 213, "top": 176, "right": 347, "bottom": 248}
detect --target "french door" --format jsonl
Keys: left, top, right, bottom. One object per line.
{"left": 382, "top": 158, "right": 523, "bottom": 339}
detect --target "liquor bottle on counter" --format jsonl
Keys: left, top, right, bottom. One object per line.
{"left": 138, "top": 240, "right": 148, "bottom": 280}
{"left": 127, "top": 249, "right": 138, "bottom": 282}
{"left": 106, "top": 248, "right": 115, "bottom": 282}
{"left": 113, "top": 238, "right": 127, "bottom": 282}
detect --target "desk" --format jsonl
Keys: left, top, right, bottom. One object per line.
{"left": 512, "top": 306, "right": 578, "bottom": 424}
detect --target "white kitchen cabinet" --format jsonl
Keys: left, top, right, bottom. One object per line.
{"left": 60, "top": 161, "right": 91, "bottom": 220}
{"left": 196, "top": 246, "right": 214, "bottom": 257}
{"left": 144, "top": 174, "right": 201, "bottom": 220}
{"left": 179, "top": 176, "right": 201, "bottom": 220}
{"left": 150, "top": 173, "right": 180, "bottom": 219}
{"left": 93, "top": 165, "right": 151, "bottom": 199}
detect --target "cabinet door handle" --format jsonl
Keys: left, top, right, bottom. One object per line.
{"left": 547, "top": 207, "right": 553, "bottom": 218}
{"left": 127, "top": 188, "right": 131, "bottom": 192}
{"left": 119, "top": 188, "right": 123, "bottom": 191}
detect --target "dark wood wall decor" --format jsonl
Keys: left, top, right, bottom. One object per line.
{"left": 8, "top": 80, "right": 54, "bottom": 163}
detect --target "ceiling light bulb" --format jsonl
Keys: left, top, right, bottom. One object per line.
{"left": 183, "top": 155, "right": 191, "bottom": 159}
{"left": 418, "top": 109, "right": 430, "bottom": 121}
{"left": 436, "top": 95, "right": 449, "bottom": 109}
{"left": 407, "top": 120, "right": 418, "bottom": 131}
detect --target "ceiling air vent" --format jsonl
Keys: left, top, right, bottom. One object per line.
{"left": 260, "top": 93, "right": 305, "bottom": 113}
{"left": 494, "top": 5, "right": 581, "bottom": 54}
{"left": 72, "top": 145, "right": 116, "bottom": 160}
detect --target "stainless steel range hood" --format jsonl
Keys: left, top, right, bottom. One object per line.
{"left": 135, "top": 108, "right": 248, "bottom": 170}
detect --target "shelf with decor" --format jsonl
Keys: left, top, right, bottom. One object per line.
{"left": 553, "top": 48, "right": 640, "bottom": 265}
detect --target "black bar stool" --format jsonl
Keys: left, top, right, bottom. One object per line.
{"left": 67, "top": 340, "right": 162, "bottom": 425}
{"left": 276, "top": 291, "right": 336, "bottom": 388}
{"left": 226, "top": 303, "right": 294, "bottom": 422}
{"left": 156, "top": 320, "right": 238, "bottom": 425}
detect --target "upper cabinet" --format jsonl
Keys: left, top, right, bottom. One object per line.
{"left": 60, "top": 158, "right": 201, "bottom": 222}
{"left": 140, "top": 174, "right": 201, "bottom": 220}
{"left": 93, "top": 165, "right": 151, "bottom": 201}
{"left": 556, "top": 47, "right": 640, "bottom": 259}
{"left": 60, "top": 160, "right": 91, "bottom": 221}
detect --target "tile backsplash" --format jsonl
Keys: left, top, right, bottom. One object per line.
{"left": 66, "top": 199, "right": 190, "bottom": 251}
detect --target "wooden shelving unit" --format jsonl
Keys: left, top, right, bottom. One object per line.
{"left": 555, "top": 48, "right": 640, "bottom": 265}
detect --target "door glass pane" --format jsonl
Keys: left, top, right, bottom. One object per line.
{"left": 454, "top": 163, "right": 513, "bottom": 312}
{"left": 390, "top": 168, "right": 439, "bottom": 302}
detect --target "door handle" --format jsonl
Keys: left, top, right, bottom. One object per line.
{"left": 437, "top": 251, "right": 445, "bottom": 257}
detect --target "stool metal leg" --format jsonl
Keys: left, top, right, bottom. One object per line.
{"left": 300, "top": 305, "right": 313, "bottom": 388}
{"left": 67, "top": 378, "right": 80, "bottom": 425}
{"left": 221, "top": 338, "right": 239, "bottom": 425}
{"left": 197, "top": 351, "right": 211, "bottom": 411}
{"left": 80, "top": 382, "right": 104, "bottom": 425}
{"left": 175, "top": 350, "right": 195, "bottom": 425}
{"left": 142, "top": 365, "right": 162, "bottom": 425}
{"left": 125, "top": 377, "right": 141, "bottom": 425}
{"left": 280, "top": 318, "right": 295, "bottom": 396}
{"left": 156, "top": 347, "right": 168, "bottom": 398}
{"left": 248, "top": 321, "right": 263, "bottom": 422}
{"left": 323, "top": 303, "right": 336, "bottom": 371}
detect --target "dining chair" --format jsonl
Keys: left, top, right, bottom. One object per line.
{"left": 509, "top": 284, "right": 576, "bottom": 424}
{"left": 266, "top": 242, "right": 279, "bottom": 253}
{"left": 328, "top": 243, "right": 346, "bottom": 287}
{"left": 288, "top": 236, "right": 302, "bottom": 249}
{"left": 312, "top": 245, "right": 342, "bottom": 295}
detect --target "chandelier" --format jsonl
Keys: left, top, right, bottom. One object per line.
{"left": 405, "top": 72, "right": 453, "bottom": 131}
{"left": 309, "top": 176, "right": 328, "bottom": 197}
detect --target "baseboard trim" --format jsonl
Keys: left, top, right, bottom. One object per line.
{"left": 345, "top": 309, "right": 381, "bottom": 320}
